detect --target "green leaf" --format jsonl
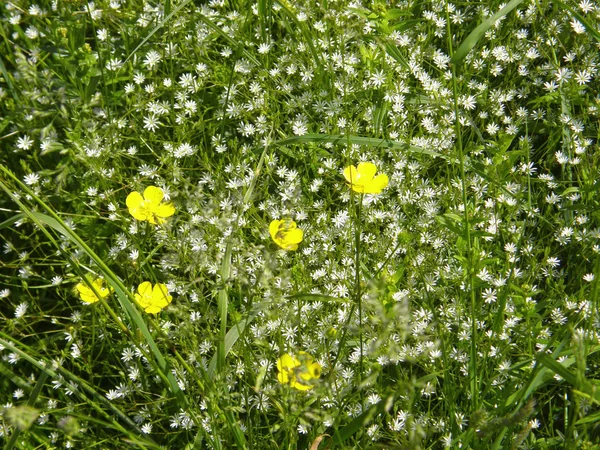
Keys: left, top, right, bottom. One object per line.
{"left": 0, "top": 213, "right": 25, "bottom": 231}
{"left": 381, "top": 41, "right": 410, "bottom": 70}
{"left": 451, "top": 0, "right": 525, "bottom": 65}
{"left": 208, "top": 301, "right": 271, "bottom": 376}
{"left": 332, "top": 395, "right": 394, "bottom": 445}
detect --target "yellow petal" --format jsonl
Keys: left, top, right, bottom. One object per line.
{"left": 137, "top": 281, "right": 153, "bottom": 298}
{"left": 154, "top": 203, "right": 175, "bottom": 218}
{"left": 151, "top": 283, "right": 172, "bottom": 309}
{"left": 277, "top": 371, "right": 290, "bottom": 385}
{"left": 81, "top": 293, "right": 99, "bottom": 303}
{"left": 343, "top": 165, "right": 358, "bottom": 184}
{"left": 144, "top": 304, "right": 162, "bottom": 314}
{"left": 286, "top": 228, "right": 303, "bottom": 244}
{"left": 364, "top": 173, "right": 389, "bottom": 194}
{"left": 77, "top": 283, "right": 98, "bottom": 303}
{"left": 308, "top": 362, "right": 322, "bottom": 379}
{"left": 269, "top": 220, "right": 282, "bottom": 240}
{"left": 143, "top": 186, "right": 164, "bottom": 207}
{"left": 291, "top": 380, "right": 313, "bottom": 391}
{"left": 299, "top": 370, "right": 312, "bottom": 381}
{"left": 126, "top": 191, "right": 143, "bottom": 209}
{"left": 277, "top": 353, "right": 298, "bottom": 371}
{"left": 76, "top": 282, "right": 89, "bottom": 295}
{"left": 130, "top": 209, "right": 149, "bottom": 222}
{"left": 356, "top": 162, "right": 377, "bottom": 181}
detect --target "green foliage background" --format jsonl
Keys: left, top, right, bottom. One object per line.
{"left": 1, "top": 0, "right": 600, "bottom": 448}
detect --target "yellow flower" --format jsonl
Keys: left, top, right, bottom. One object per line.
{"left": 126, "top": 186, "right": 175, "bottom": 225}
{"left": 269, "top": 219, "right": 303, "bottom": 251}
{"left": 75, "top": 278, "right": 112, "bottom": 304}
{"left": 134, "top": 281, "right": 172, "bottom": 314}
{"left": 277, "top": 351, "right": 321, "bottom": 391}
{"left": 343, "top": 162, "right": 389, "bottom": 194}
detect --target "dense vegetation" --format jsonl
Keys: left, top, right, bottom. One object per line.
{"left": 1, "top": 0, "right": 600, "bottom": 448}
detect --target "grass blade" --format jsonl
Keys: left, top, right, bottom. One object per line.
{"left": 332, "top": 395, "right": 394, "bottom": 445}
{"left": 451, "top": 0, "right": 525, "bottom": 65}
{"left": 0, "top": 212, "right": 24, "bottom": 230}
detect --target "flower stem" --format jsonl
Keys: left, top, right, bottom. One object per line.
{"left": 355, "top": 194, "right": 364, "bottom": 390}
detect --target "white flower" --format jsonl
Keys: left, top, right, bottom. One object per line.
{"left": 579, "top": 0, "right": 595, "bottom": 13}
{"left": 25, "top": 26, "right": 39, "bottom": 39}
{"left": 13, "top": 389, "right": 25, "bottom": 399}
{"left": 17, "top": 135, "right": 34, "bottom": 150}
{"left": 24, "top": 173, "right": 40, "bottom": 186}
{"left": 106, "top": 389, "right": 121, "bottom": 400}
{"left": 257, "top": 43, "right": 271, "bottom": 54}
{"left": 570, "top": 18, "right": 586, "bottom": 34}
{"left": 15, "top": 302, "right": 28, "bottom": 318}
{"left": 144, "top": 50, "right": 162, "bottom": 69}
{"left": 143, "top": 115, "right": 162, "bottom": 131}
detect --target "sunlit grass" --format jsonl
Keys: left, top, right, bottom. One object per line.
{"left": 1, "top": 0, "right": 600, "bottom": 449}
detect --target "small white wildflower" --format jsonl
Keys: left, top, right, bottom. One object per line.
{"left": 17, "top": 135, "right": 34, "bottom": 151}
{"left": 15, "top": 302, "right": 28, "bottom": 318}
{"left": 23, "top": 173, "right": 40, "bottom": 186}
{"left": 13, "top": 389, "right": 25, "bottom": 399}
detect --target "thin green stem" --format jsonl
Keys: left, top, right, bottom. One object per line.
{"left": 355, "top": 195, "right": 363, "bottom": 388}
{"left": 445, "top": 1, "right": 478, "bottom": 410}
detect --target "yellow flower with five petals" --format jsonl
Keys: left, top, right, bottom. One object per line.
{"left": 134, "top": 281, "right": 172, "bottom": 314}
{"left": 75, "top": 278, "right": 112, "bottom": 304}
{"left": 269, "top": 219, "right": 303, "bottom": 251}
{"left": 277, "top": 352, "right": 321, "bottom": 391}
{"left": 126, "top": 186, "right": 175, "bottom": 225}
{"left": 343, "top": 162, "right": 389, "bottom": 194}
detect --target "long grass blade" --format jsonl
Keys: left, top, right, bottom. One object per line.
{"left": 451, "top": 0, "right": 525, "bottom": 65}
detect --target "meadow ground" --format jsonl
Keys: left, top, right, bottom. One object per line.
{"left": 1, "top": 0, "right": 600, "bottom": 448}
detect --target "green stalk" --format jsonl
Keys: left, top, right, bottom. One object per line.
{"left": 355, "top": 195, "right": 364, "bottom": 387}
{"left": 217, "top": 240, "right": 233, "bottom": 372}
{"left": 214, "top": 142, "right": 269, "bottom": 375}
{"left": 444, "top": 2, "right": 478, "bottom": 410}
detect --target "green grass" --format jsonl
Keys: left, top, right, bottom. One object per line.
{"left": 1, "top": 0, "right": 600, "bottom": 448}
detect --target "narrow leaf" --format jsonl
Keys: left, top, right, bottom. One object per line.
{"left": 451, "top": 0, "right": 525, "bottom": 65}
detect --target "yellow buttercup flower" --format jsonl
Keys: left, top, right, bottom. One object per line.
{"left": 134, "top": 282, "right": 172, "bottom": 314}
{"left": 277, "top": 351, "right": 321, "bottom": 391}
{"left": 126, "top": 186, "right": 175, "bottom": 225}
{"left": 269, "top": 219, "right": 303, "bottom": 251}
{"left": 75, "top": 278, "right": 112, "bottom": 304}
{"left": 343, "top": 162, "right": 389, "bottom": 194}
